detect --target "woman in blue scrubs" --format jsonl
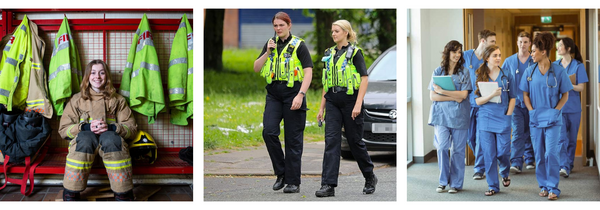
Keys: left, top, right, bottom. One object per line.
{"left": 519, "top": 32, "right": 573, "bottom": 200}
{"left": 428, "top": 40, "right": 471, "bottom": 194}
{"left": 553, "top": 37, "right": 588, "bottom": 178}
{"left": 474, "top": 45, "right": 516, "bottom": 196}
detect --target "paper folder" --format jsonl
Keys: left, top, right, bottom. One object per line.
{"left": 433, "top": 76, "right": 456, "bottom": 91}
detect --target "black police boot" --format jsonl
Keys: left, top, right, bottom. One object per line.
{"left": 315, "top": 185, "right": 335, "bottom": 197}
{"left": 283, "top": 184, "right": 300, "bottom": 193}
{"left": 363, "top": 173, "right": 378, "bottom": 194}
{"left": 63, "top": 189, "right": 81, "bottom": 201}
{"left": 114, "top": 190, "right": 134, "bottom": 201}
{"left": 272, "top": 175, "right": 285, "bottom": 191}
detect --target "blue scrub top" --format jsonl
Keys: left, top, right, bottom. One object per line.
{"left": 501, "top": 53, "right": 533, "bottom": 109}
{"left": 519, "top": 63, "right": 574, "bottom": 128}
{"left": 552, "top": 59, "right": 588, "bottom": 113}
{"left": 474, "top": 70, "right": 517, "bottom": 133}
{"left": 428, "top": 66, "right": 472, "bottom": 130}
{"left": 463, "top": 49, "right": 484, "bottom": 108}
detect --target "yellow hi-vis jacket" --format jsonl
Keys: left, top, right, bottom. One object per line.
{"left": 120, "top": 13, "right": 165, "bottom": 124}
{"left": 321, "top": 44, "right": 362, "bottom": 95}
{"left": 168, "top": 14, "right": 193, "bottom": 126}
{"left": 0, "top": 15, "right": 30, "bottom": 111}
{"left": 48, "top": 16, "right": 82, "bottom": 116}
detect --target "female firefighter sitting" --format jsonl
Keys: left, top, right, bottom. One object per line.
{"left": 59, "top": 59, "right": 137, "bottom": 201}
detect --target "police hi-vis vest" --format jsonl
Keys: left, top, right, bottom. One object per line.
{"left": 322, "top": 44, "right": 362, "bottom": 95}
{"left": 259, "top": 35, "right": 304, "bottom": 87}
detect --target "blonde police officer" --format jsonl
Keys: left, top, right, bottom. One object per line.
{"left": 315, "top": 20, "right": 376, "bottom": 197}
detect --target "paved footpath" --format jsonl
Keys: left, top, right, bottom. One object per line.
{"left": 204, "top": 141, "right": 394, "bottom": 176}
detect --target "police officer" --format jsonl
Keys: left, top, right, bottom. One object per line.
{"left": 253, "top": 11, "right": 313, "bottom": 193}
{"left": 315, "top": 19, "right": 376, "bottom": 197}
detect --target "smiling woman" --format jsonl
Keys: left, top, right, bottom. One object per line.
{"left": 59, "top": 59, "right": 138, "bottom": 201}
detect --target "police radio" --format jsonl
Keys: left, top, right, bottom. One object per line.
{"left": 270, "top": 31, "right": 276, "bottom": 51}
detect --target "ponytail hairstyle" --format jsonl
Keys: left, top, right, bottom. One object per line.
{"left": 475, "top": 45, "right": 501, "bottom": 97}
{"left": 440, "top": 40, "right": 465, "bottom": 76}
{"left": 559, "top": 37, "right": 583, "bottom": 63}
{"left": 532, "top": 31, "right": 556, "bottom": 59}
{"left": 332, "top": 19, "right": 358, "bottom": 44}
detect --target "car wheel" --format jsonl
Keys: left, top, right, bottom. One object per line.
{"left": 341, "top": 150, "right": 354, "bottom": 160}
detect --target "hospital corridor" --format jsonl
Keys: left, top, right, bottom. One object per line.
{"left": 406, "top": 9, "right": 600, "bottom": 201}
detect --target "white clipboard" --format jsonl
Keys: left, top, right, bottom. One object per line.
{"left": 478, "top": 82, "right": 501, "bottom": 103}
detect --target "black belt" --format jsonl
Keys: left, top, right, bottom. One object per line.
{"left": 329, "top": 86, "right": 347, "bottom": 93}
{"left": 272, "top": 80, "right": 287, "bottom": 84}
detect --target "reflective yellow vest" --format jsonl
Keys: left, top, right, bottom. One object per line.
{"left": 120, "top": 13, "right": 165, "bottom": 124}
{"left": 48, "top": 16, "right": 82, "bottom": 116}
{"left": 168, "top": 14, "right": 193, "bottom": 126}
{"left": 322, "top": 44, "right": 362, "bottom": 95}
{"left": 0, "top": 15, "right": 30, "bottom": 111}
{"left": 259, "top": 35, "right": 304, "bottom": 87}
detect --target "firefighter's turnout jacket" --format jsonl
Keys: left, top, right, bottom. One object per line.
{"left": 59, "top": 90, "right": 137, "bottom": 193}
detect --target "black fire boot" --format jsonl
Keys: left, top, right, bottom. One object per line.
{"left": 114, "top": 190, "right": 135, "bottom": 201}
{"left": 63, "top": 189, "right": 81, "bottom": 201}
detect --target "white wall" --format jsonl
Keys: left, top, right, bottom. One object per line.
{"left": 410, "top": 9, "right": 463, "bottom": 160}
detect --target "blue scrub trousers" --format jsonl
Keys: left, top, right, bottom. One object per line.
{"left": 434, "top": 125, "right": 468, "bottom": 189}
{"left": 530, "top": 125, "right": 561, "bottom": 197}
{"left": 510, "top": 106, "right": 535, "bottom": 168}
{"left": 468, "top": 107, "right": 485, "bottom": 174}
{"left": 559, "top": 113, "right": 581, "bottom": 174}
{"left": 479, "top": 130, "right": 511, "bottom": 192}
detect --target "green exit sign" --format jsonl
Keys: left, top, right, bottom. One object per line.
{"left": 541, "top": 16, "right": 552, "bottom": 23}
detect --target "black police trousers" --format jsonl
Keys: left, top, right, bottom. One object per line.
{"left": 262, "top": 81, "right": 307, "bottom": 185}
{"left": 321, "top": 89, "right": 374, "bottom": 187}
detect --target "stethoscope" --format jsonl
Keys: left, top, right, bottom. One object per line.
{"left": 558, "top": 58, "right": 573, "bottom": 74}
{"left": 468, "top": 52, "right": 479, "bottom": 69}
{"left": 457, "top": 69, "right": 468, "bottom": 84}
{"left": 498, "top": 67, "right": 510, "bottom": 92}
{"left": 515, "top": 56, "right": 533, "bottom": 75}
{"left": 527, "top": 62, "right": 557, "bottom": 88}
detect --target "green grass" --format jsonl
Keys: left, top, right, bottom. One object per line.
{"left": 204, "top": 48, "right": 325, "bottom": 151}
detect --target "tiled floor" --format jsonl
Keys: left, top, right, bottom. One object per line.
{"left": 0, "top": 185, "right": 193, "bottom": 201}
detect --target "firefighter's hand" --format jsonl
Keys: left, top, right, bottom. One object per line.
{"left": 291, "top": 94, "right": 303, "bottom": 110}
{"left": 91, "top": 119, "right": 108, "bottom": 134}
